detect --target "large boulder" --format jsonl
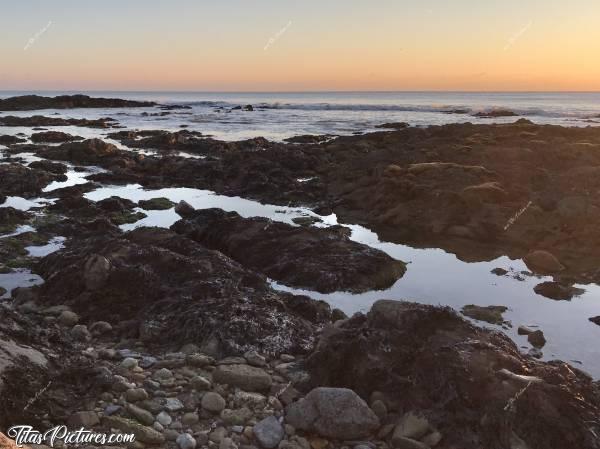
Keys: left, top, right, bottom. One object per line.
{"left": 285, "top": 387, "right": 380, "bottom": 439}
{"left": 171, "top": 208, "right": 406, "bottom": 293}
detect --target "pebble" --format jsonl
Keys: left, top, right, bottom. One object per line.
{"left": 253, "top": 416, "right": 285, "bottom": 449}
{"left": 126, "top": 403, "right": 155, "bottom": 426}
{"left": 126, "top": 388, "right": 149, "bottom": 402}
{"left": 58, "top": 310, "right": 80, "bottom": 327}
{"left": 191, "top": 375, "right": 212, "bottom": 390}
{"left": 187, "top": 353, "right": 213, "bottom": 367}
{"left": 89, "top": 321, "right": 112, "bottom": 336}
{"left": 202, "top": 392, "right": 226, "bottom": 413}
{"left": 165, "top": 397, "right": 185, "bottom": 412}
{"left": 71, "top": 324, "right": 91, "bottom": 341}
{"left": 244, "top": 350, "right": 267, "bottom": 367}
{"left": 156, "top": 411, "right": 173, "bottom": 426}
{"left": 121, "top": 357, "right": 139, "bottom": 370}
{"left": 182, "top": 412, "right": 200, "bottom": 426}
{"left": 177, "top": 433, "right": 197, "bottom": 449}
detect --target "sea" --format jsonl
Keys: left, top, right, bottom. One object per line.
{"left": 1, "top": 91, "right": 600, "bottom": 141}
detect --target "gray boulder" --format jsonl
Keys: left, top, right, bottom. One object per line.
{"left": 285, "top": 387, "right": 379, "bottom": 439}
{"left": 253, "top": 416, "right": 285, "bottom": 448}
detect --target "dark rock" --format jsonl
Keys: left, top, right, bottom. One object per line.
{"left": 171, "top": 208, "right": 406, "bottom": 293}
{"left": 0, "top": 94, "right": 155, "bottom": 111}
{"left": 31, "top": 131, "right": 83, "bottom": 143}
{"left": 533, "top": 282, "right": 585, "bottom": 301}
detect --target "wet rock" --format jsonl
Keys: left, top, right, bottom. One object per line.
{"left": 28, "top": 160, "right": 68, "bottom": 175}
{"left": 30, "top": 131, "right": 83, "bottom": 143}
{"left": 589, "top": 316, "right": 600, "bottom": 326}
{"left": 71, "top": 324, "right": 91, "bottom": 341}
{"left": 39, "top": 138, "right": 119, "bottom": 164}
{"left": 175, "top": 200, "right": 196, "bottom": 218}
{"left": 253, "top": 416, "right": 285, "bottom": 449}
{"left": 172, "top": 208, "right": 406, "bottom": 293}
{"left": 527, "top": 330, "right": 547, "bottom": 348}
{"left": 534, "top": 281, "right": 584, "bottom": 301}
{"left": 0, "top": 135, "right": 26, "bottom": 144}
{"left": 0, "top": 115, "right": 118, "bottom": 128}
{"left": 491, "top": 267, "right": 508, "bottom": 276}
{"left": 285, "top": 387, "right": 379, "bottom": 439}
{"left": 83, "top": 254, "right": 111, "bottom": 290}
{"left": 0, "top": 163, "right": 63, "bottom": 197}
{"left": 138, "top": 197, "right": 176, "bottom": 210}
{"left": 461, "top": 304, "right": 508, "bottom": 325}
{"left": 213, "top": 364, "right": 272, "bottom": 392}
{"left": 523, "top": 250, "right": 564, "bottom": 274}
{"left": 473, "top": 109, "right": 518, "bottom": 118}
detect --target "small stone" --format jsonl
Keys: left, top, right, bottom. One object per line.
{"left": 253, "top": 416, "right": 285, "bottom": 449}
{"left": 68, "top": 411, "right": 99, "bottom": 428}
{"left": 221, "top": 407, "right": 253, "bottom": 426}
{"left": 182, "top": 412, "right": 200, "bottom": 426}
{"left": 140, "top": 356, "right": 158, "bottom": 368}
{"left": 156, "top": 411, "right": 172, "bottom": 427}
{"left": 187, "top": 353, "right": 213, "bottom": 367}
{"left": 421, "top": 431, "right": 443, "bottom": 447}
{"left": 71, "top": 324, "right": 91, "bottom": 341}
{"left": 202, "top": 392, "right": 226, "bottom": 413}
{"left": 244, "top": 350, "right": 267, "bottom": 367}
{"left": 370, "top": 399, "right": 387, "bottom": 420}
{"left": 121, "top": 357, "right": 139, "bottom": 370}
{"left": 126, "top": 403, "right": 155, "bottom": 426}
{"left": 392, "top": 437, "right": 429, "bottom": 449}
{"left": 233, "top": 391, "right": 267, "bottom": 409}
{"left": 165, "top": 397, "right": 184, "bottom": 412}
{"left": 220, "top": 437, "right": 236, "bottom": 449}
{"left": 280, "top": 354, "right": 295, "bottom": 362}
{"left": 392, "top": 412, "right": 430, "bottom": 441}
{"left": 104, "top": 405, "right": 122, "bottom": 416}
{"left": 102, "top": 416, "right": 165, "bottom": 444}
{"left": 213, "top": 364, "right": 272, "bottom": 392}
{"left": 210, "top": 427, "right": 228, "bottom": 443}
{"left": 165, "top": 429, "right": 180, "bottom": 441}
{"left": 191, "top": 375, "right": 212, "bottom": 390}
{"left": 126, "top": 388, "right": 149, "bottom": 402}
{"left": 58, "top": 310, "right": 79, "bottom": 326}
{"left": 89, "top": 321, "right": 112, "bottom": 336}
{"left": 177, "top": 433, "right": 197, "bottom": 449}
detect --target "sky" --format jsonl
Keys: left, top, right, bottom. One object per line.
{"left": 1, "top": 0, "right": 600, "bottom": 92}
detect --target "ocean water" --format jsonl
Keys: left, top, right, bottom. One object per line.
{"left": 1, "top": 91, "right": 600, "bottom": 141}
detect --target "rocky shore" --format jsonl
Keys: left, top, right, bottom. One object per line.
{"left": 1, "top": 97, "right": 600, "bottom": 448}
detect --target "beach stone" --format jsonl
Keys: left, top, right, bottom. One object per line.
{"left": 68, "top": 411, "right": 100, "bottom": 428}
{"left": 210, "top": 427, "right": 228, "bottom": 443}
{"left": 392, "top": 412, "right": 430, "bottom": 441}
{"left": 71, "top": 324, "right": 91, "bottom": 341}
{"left": 140, "top": 356, "right": 158, "bottom": 368}
{"left": 58, "top": 310, "right": 79, "bottom": 326}
{"left": 153, "top": 367, "right": 174, "bottom": 383}
{"left": 244, "top": 350, "right": 267, "bottom": 367}
{"left": 105, "top": 404, "right": 122, "bottom": 416}
{"left": 234, "top": 391, "right": 267, "bottom": 408}
{"left": 221, "top": 407, "right": 253, "bottom": 426}
{"left": 421, "top": 431, "right": 443, "bottom": 447}
{"left": 528, "top": 330, "right": 547, "bottom": 348}
{"left": 175, "top": 200, "right": 196, "bottom": 218}
{"left": 202, "top": 392, "right": 226, "bottom": 413}
{"left": 191, "top": 375, "right": 212, "bottom": 390}
{"left": 370, "top": 399, "right": 387, "bottom": 420}
{"left": 165, "top": 429, "right": 180, "bottom": 441}
{"left": 121, "top": 357, "right": 139, "bottom": 370}
{"left": 392, "top": 437, "right": 430, "bottom": 449}
{"left": 213, "top": 364, "right": 272, "bottom": 392}
{"left": 220, "top": 437, "right": 236, "bottom": 449}
{"left": 253, "top": 416, "right": 285, "bottom": 449}
{"left": 157, "top": 411, "right": 173, "bottom": 426}
{"left": 126, "top": 388, "right": 149, "bottom": 402}
{"left": 90, "top": 320, "right": 112, "bottom": 335}
{"left": 165, "top": 397, "right": 185, "bottom": 412}
{"left": 285, "top": 387, "right": 379, "bottom": 439}
{"left": 153, "top": 421, "right": 164, "bottom": 432}
{"left": 126, "top": 403, "right": 155, "bottom": 426}
{"left": 103, "top": 416, "right": 165, "bottom": 444}
{"left": 523, "top": 250, "right": 564, "bottom": 274}
{"left": 187, "top": 353, "right": 213, "bottom": 367}
{"left": 182, "top": 412, "right": 200, "bottom": 426}
{"left": 177, "top": 433, "right": 197, "bottom": 449}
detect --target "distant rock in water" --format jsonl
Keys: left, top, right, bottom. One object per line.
{"left": 533, "top": 281, "right": 585, "bottom": 301}
{"left": 31, "top": 131, "right": 83, "bottom": 143}
{"left": 375, "top": 122, "right": 410, "bottom": 129}
{"left": 0, "top": 115, "right": 118, "bottom": 128}
{"left": 0, "top": 94, "right": 155, "bottom": 111}
{"left": 473, "top": 109, "right": 519, "bottom": 118}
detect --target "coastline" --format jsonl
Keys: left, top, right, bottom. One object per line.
{"left": 1, "top": 95, "right": 600, "bottom": 448}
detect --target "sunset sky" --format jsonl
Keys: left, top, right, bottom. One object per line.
{"left": 2, "top": 0, "right": 600, "bottom": 91}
